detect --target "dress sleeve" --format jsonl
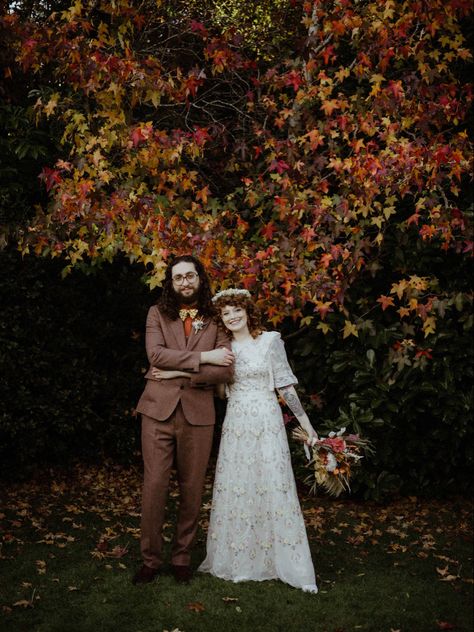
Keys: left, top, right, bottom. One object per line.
{"left": 267, "top": 332, "right": 298, "bottom": 390}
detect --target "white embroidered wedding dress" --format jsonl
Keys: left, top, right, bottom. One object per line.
{"left": 199, "top": 331, "right": 318, "bottom": 593}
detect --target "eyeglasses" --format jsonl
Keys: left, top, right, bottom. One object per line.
{"left": 172, "top": 272, "right": 199, "bottom": 285}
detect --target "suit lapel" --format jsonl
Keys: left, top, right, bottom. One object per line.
{"left": 170, "top": 317, "right": 186, "bottom": 348}
{"left": 186, "top": 318, "right": 211, "bottom": 350}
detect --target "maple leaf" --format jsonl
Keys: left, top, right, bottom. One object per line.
{"left": 281, "top": 279, "right": 293, "bottom": 295}
{"left": 422, "top": 316, "right": 436, "bottom": 338}
{"left": 44, "top": 94, "right": 59, "bottom": 117}
{"left": 13, "top": 599, "right": 33, "bottom": 608}
{"left": 261, "top": 222, "right": 276, "bottom": 240}
{"left": 390, "top": 279, "right": 408, "bottom": 300}
{"left": 320, "top": 99, "right": 340, "bottom": 116}
{"left": 285, "top": 70, "right": 303, "bottom": 92}
{"left": 190, "top": 20, "right": 208, "bottom": 37}
{"left": 269, "top": 159, "right": 290, "bottom": 174}
{"left": 315, "top": 300, "right": 333, "bottom": 319}
{"left": 39, "top": 167, "right": 62, "bottom": 192}
{"left": 397, "top": 306, "right": 410, "bottom": 319}
{"left": 377, "top": 295, "right": 395, "bottom": 311}
{"left": 187, "top": 602, "right": 205, "bottom": 612}
{"left": 131, "top": 126, "right": 151, "bottom": 146}
{"left": 342, "top": 320, "right": 358, "bottom": 339}
{"left": 196, "top": 186, "right": 209, "bottom": 204}
{"left": 305, "top": 129, "right": 325, "bottom": 150}
{"left": 317, "top": 322, "right": 331, "bottom": 334}
{"left": 387, "top": 80, "right": 404, "bottom": 100}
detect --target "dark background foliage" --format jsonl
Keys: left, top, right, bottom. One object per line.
{"left": 0, "top": 0, "right": 472, "bottom": 499}
{"left": 1, "top": 245, "right": 472, "bottom": 499}
{"left": 0, "top": 249, "right": 151, "bottom": 475}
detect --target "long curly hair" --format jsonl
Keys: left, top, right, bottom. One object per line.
{"left": 157, "top": 254, "right": 215, "bottom": 320}
{"left": 212, "top": 293, "right": 265, "bottom": 339}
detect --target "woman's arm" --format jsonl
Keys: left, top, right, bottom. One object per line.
{"left": 277, "top": 385, "right": 318, "bottom": 441}
{"left": 151, "top": 368, "right": 191, "bottom": 380}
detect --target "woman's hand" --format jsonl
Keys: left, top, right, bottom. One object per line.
{"left": 304, "top": 426, "right": 319, "bottom": 446}
{"left": 201, "top": 347, "right": 235, "bottom": 366}
{"left": 151, "top": 368, "right": 190, "bottom": 380}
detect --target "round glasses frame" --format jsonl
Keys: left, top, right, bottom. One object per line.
{"left": 172, "top": 272, "right": 199, "bottom": 285}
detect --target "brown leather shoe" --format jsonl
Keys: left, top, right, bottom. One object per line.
{"left": 172, "top": 564, "right": 193, "bottom": 584}
{"left": 132, "top": 564, "right": 159, "bottom": 585}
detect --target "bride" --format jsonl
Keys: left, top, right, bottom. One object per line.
{"left": 153, "top": 288, "right": 318, "bottom": 593}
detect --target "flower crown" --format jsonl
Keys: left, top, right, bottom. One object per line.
{"left": 212, "top": 288, "right": 251, "bottom": 303}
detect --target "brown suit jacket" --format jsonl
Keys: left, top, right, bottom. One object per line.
{"left": 135, "top": 305, "right": 233, "bottom": 425}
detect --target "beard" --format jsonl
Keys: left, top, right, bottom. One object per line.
{"left": 173, "top": 287, "right": 200, "bottom": 306}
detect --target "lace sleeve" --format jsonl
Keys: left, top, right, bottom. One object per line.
{"left": 268, "top": 333, "right": 298, "bottom": 390}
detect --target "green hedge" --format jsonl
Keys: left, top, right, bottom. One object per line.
{"left": 1, "top": 247, "right": 472, "bottom": 498}
{"left": 0, "top": 249, "right": 153, "bottom": 477}
{"left": 287, "top": 229, "right": 473, "bottom": 499}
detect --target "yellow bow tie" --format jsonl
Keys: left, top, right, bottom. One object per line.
{"left": 179, "top": 308, "right": 198, "bottom": 321}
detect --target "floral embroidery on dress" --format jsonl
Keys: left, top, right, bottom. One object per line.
{"left": 199, "top": 331, "right": 317, "bottom": 592}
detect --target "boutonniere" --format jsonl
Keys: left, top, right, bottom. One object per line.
{"left": 192, "top": 316, "right": 206, "bottom": 333}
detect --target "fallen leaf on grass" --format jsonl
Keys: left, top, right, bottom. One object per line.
{"left": 187, "top": 601, "right": 205, "bottom": 612}
{"left": 108, "top": 545, "right": 129, "bottom": 558}
{"left": 13, "top": 600, "right": 32, "bottom": 608}
{"left": 436, "top": 566, "right": 459, "bottom": 582}
{"left": 222, "top": 596, "right": 239, "bottom": 603}
{"left": 436, "top": 622, "right": 456, "bottom": 630}
{"left": 36, "top": 560, "right": 46, "bottom": 574}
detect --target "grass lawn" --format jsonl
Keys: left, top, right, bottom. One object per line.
{"left": 1, "top": 461, "right": 472, "bottom": 632}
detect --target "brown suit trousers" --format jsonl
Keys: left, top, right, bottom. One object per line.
{"left": 140, "top": 405, "right": 213, "bottom": 568}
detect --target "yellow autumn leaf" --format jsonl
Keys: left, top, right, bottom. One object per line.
{"left": 44, "top": 94, "right": 60, "bottom": 117}
{"left": 317, "top": 322, "right": 331, "bottom": 335}
{"left": 391, "top": 279, "right": 408, "bottom": 299}
{"left": 423, "top": 316, "right": 436, "bottom": 337}
{"left": 342, "top": 320, "right": 358, "bottom": 339}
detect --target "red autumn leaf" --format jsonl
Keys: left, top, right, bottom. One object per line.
{"left": 193, "top": 127, "right": 210, "bottom": 146}
{"left": 285, "top": 70, "right": 303, "bottom": 92}
{"left": 269, "top": 159, "right": 290, "bottom": 174}
{"left": 377, "top": 295, "right": 395, "bottom": 311}
{"left": 39, "top": 167, "right": 62, "bottom": 192}
{"left": 131, "top": 127, "right": 149, "bottom": 146}
{"left": 190, "top": 20, "right": 208, "bottom": 37}
{"left": 261, "top": 222, "right": 276, "bottom": 240}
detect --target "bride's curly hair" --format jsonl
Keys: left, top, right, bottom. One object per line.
{"left": 212, "top": 293, "right": 265, "bottom": 339}
{"left": 158, "top": 254, "right": 215, "bottom": 320}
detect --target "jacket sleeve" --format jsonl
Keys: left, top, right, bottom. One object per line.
{"left": 189, "top": 326, "right": 234, "bottom": 387}
{"left": 145, "top": 306, "right": 201, "bottom": 372}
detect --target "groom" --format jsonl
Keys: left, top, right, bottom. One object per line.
{"left": 132, "top": 255, "right": 234, "bottom": 585}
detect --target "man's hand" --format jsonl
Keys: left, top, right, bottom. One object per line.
{"left": 201, "top": 347, "right": 235, "bottom": 366}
